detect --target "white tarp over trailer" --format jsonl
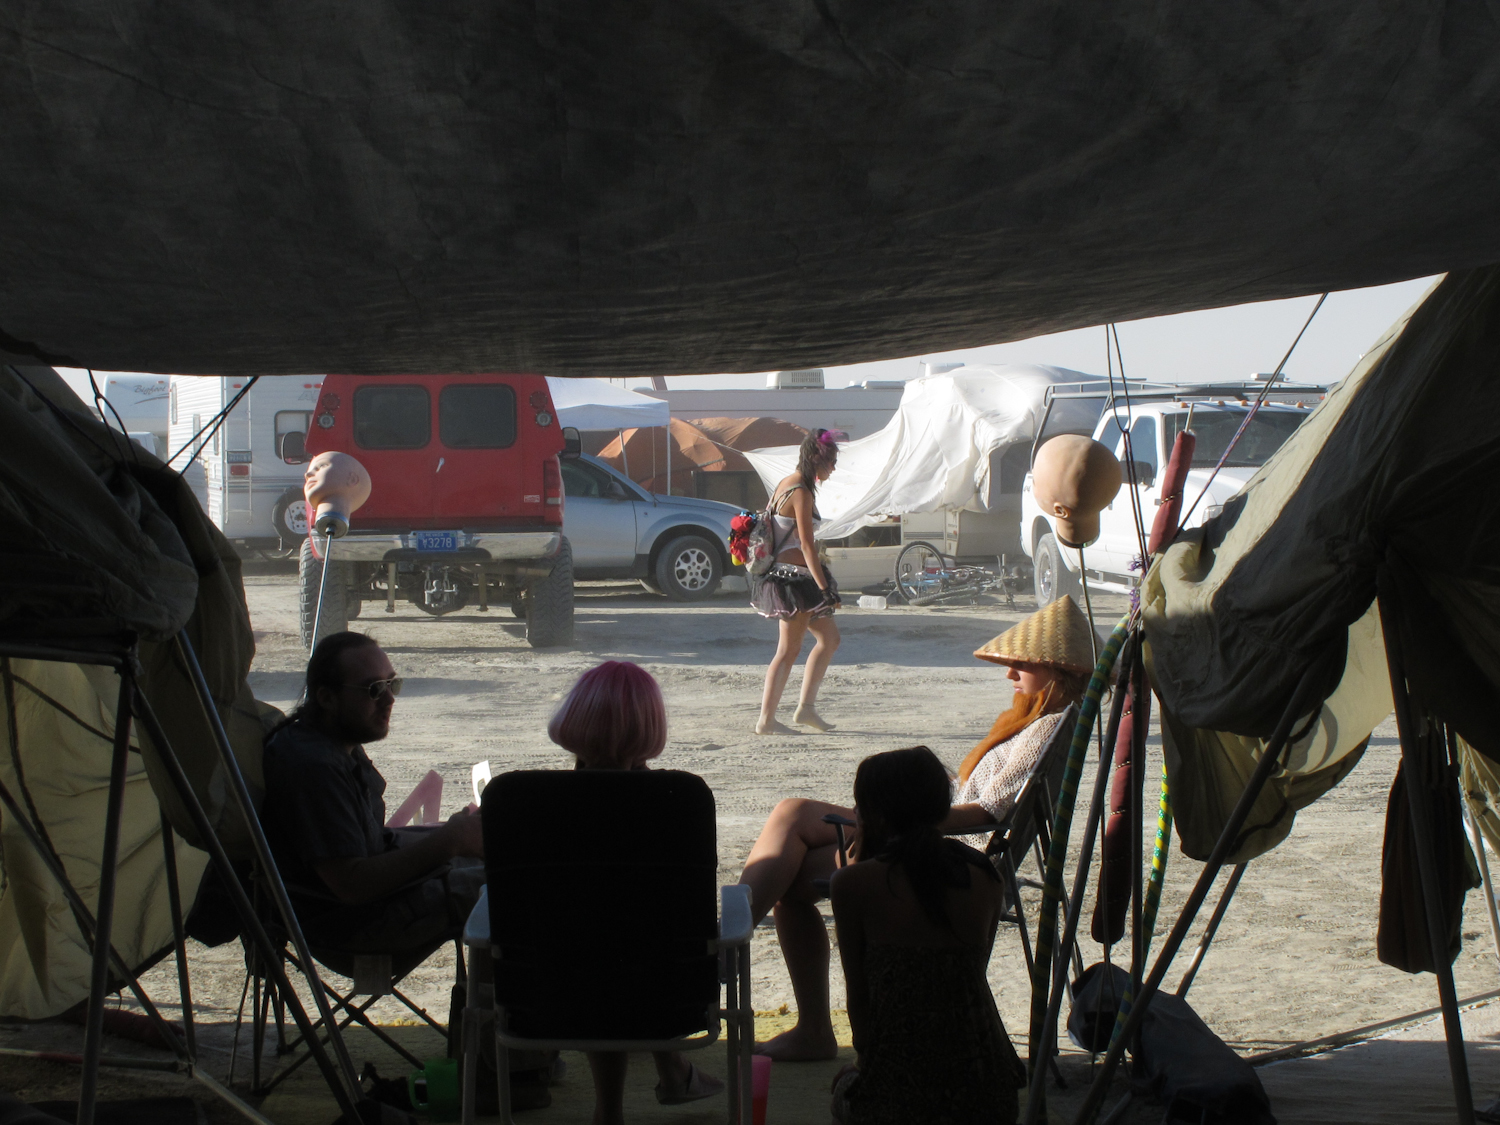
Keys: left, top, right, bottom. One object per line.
{"left": 545, "top": 377, "right": 670, "bottom": 431}
{"left": 742, "top": 364, "right": 1100, "bottom": 540}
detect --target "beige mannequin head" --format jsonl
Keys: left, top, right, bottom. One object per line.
{"left": 303, "top": 451, "right": 372, "bottom": 538}
{"left": 1032, "top": 435, "right": 1122, "bottom": 547}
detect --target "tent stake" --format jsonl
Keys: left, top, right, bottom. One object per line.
{"left": 1071, "top": 665, "right": 1320, "bottom": 1125}
{"left": 78, "top": 666, "right": 135, "bottom": 1125}
{"left": 1175, "top": 862, "right": 1247, "bottom": 999}
{"left": 1023, "top": 636, "right": 1136, "bottom": 1125}
{"left": 1379, "top": 590, "right": 1475, "bottom": 1125}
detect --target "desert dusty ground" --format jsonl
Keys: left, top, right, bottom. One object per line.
{"left": 5, "top": 567, "right": 1499, "bottom": 1121}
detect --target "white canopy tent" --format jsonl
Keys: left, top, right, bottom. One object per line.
{"left": 742, "top": 364, "right": 1100, "bottom": 540}
{"left": 545, "top": 377, "right": 670, "bottom": 431}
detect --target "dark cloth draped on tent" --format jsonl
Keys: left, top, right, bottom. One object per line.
{"left": 0, "top": 365, "right": 273, "bottom": 1017}
{"left": 4, "top": 3, "right": 1500, "bottom": 375}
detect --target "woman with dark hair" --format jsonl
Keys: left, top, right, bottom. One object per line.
{"left": 752, "top": 427, "right": 846, "bottom": 734}
{"left": 547, "top": 661, "right": 724, "bottom": 1123}
{"left": 737, "top": 597, "right": 1094, "bottom": 1061}
{"left": 829, "top": 746, "right": 1025, "bottom": 1125}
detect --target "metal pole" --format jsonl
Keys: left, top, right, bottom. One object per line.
{"left": 157, "top": 642, "right": 364, "bottom": 1104}
{"left": 130, "top": 686, "right": 362, "bottom": 1121}
{"left": 1175, "top": 863, "right": 1247, "bottom": 999}
{"left": 1023, "top": 639, "right": 1135, "bottom": 1125}
{"left": 310, "top": 532, "right": 334, "bottom": 648}
{"left": 1379, "top": 591, "right": 1474, "bottom": 1124}
{"left": 1128, "top": 645, "right": 1147, "bottom": 1048}
{"left": 78, "top": 666, "right": 135, "bottom": 1125}
{"left": 1072, "top": 666, "right": 1320, "bottom": 1125}
{"left": 1461, "top": 805, "right": 1500, "bottom": 979}
{"left": 158, "top": 809, "right": 198, "bottom": 1059}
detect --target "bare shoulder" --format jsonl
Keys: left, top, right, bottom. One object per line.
{"left": 829, "top": 860, "right": 887, "bottom": 904}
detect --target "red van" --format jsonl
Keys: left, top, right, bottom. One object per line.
{"left": 300, "top": 374, "right": 574, "bottom": 647}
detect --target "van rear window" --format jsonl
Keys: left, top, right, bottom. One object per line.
{"left": 440, "top": 385, "right": 517, "bottom": 449}
{"left": 354, "top": 386, "right": 430, "bottom": 449}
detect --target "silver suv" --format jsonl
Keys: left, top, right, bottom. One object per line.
{"left": 560, "top": 452, "right": 741, "bottom": 600}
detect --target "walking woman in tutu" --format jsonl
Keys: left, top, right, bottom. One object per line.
{"left": 751, "top": 428, "right": 845, "bottom": 734}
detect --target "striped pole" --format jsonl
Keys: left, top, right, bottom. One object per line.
{"left": 1107, "top": 762, "right": 1173, "bottom": 1050}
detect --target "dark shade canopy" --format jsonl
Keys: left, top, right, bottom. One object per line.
{"left": 3, "top": 2, "right": 1500, "bottom": 375}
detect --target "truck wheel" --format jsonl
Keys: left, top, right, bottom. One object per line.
{"left": 654, "top": 535, "right": 722, "bottom": 601}
{"left": 526, "top": 537, "right": 575, "bottom": 647}
{"left": 272, "top": 488, "right": 310, "bottom": 547}
{"left": 299, "top": 537, "right": 350, "bottom": 648}
{"left": 1033, "top": 532, "right": 1082, "bottom": 607}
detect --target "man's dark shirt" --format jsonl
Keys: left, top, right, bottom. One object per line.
{"left": 261, "top": 719, "right": 397, "bottom": 918}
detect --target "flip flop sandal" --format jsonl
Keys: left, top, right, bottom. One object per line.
{"left": 655, "top": 1061, "right": 725, "bottom": 1105}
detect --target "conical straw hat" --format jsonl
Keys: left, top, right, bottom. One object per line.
{"left": 973, "top": 595, "right": 1096, "bottom": 673}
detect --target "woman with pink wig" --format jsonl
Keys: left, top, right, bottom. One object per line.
{"left": 751, "top": 427, "right": 844, "bottom": 734}
{"left": 547, "top": 660, "right": 723, "bottom": 1122}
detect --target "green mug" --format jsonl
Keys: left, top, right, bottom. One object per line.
{"left": 408, "top": 1056, "right": 460, "bottom": 1121}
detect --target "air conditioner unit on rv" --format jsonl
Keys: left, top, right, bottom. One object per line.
{"left": 767, "top": 369, "right": 825, "bottom": 389}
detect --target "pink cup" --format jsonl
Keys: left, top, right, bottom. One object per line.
{"left": 751, "top": 1055, "right": 772, "bottom": 1125}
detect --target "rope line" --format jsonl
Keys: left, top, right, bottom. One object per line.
{"left": 167, "top": 375, "right": 261, "bottom": 475}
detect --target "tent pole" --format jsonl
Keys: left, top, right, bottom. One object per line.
{"left": 1071, "top": 665, "right": 1320, "bottom": 1125}
{"left": 1175, "top": 863, "right": 1247, "bottom": 999}
{"left": 1022, "top": 637, "right": 1135, "bottom": 1125}
{"left": 310, "top": 532, "right": 334, "bottom": 649}
{"left": 158, "top": 808, "right": 198, "bottom": 1058}
{"left": 78, "top": 665, "right": 136, "bottom": 1125}
{"left": 1127, "top": 643, "right": 1147, "bottom": 1060}
{"left": 131, "top": 685, "right": 363, "bottom": 1120}
{"left": 1460, "top": 804, "right": 1500, "bottom": 979}
{"left": 1379, "top": 592, "right": 1475, "bottom": 1125}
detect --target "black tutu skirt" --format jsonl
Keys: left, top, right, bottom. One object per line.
{"left": 749, "top": 563, "right": 839, "bottom": 620}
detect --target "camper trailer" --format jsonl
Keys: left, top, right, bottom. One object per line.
{"left": 167, "top": 375, "right": 324, "bottom": 553}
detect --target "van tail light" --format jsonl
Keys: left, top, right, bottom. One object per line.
{"left": 543, "top": 457, "right": 564, "bottom": 524}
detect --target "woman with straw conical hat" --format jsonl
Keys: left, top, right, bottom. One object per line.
{"left": 735, "top": 596, "right": 1095, "bottom": 1062}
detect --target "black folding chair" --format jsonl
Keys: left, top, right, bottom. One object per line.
{"left": 460, "top": 769, "right": 754, "bottom": 1125}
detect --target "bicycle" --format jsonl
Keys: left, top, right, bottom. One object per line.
{"left": 893, "top": 540, "right": 1029, "bottom": 609}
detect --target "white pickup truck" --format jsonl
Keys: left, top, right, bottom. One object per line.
{"left": 1021, "top": 387, "right": 1322, "bottom": 604}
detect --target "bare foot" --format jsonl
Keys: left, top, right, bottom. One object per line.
{"left": 792, "top": 707, "right": 835, "bottom": 732}
{"left": 755, "top": 1024, "right": 839, "bottom": 1061}
{"left": 755, "top": 719, "right": 798, "bottom": 735}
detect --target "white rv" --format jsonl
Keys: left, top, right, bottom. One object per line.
{"left": 167, "top": 375, "right": 324, "bottom": 553}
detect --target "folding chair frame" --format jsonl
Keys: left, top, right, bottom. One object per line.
{"left": 460, "top": 884, "right": 755, "bottom": 1125}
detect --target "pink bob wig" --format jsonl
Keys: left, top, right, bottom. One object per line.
{"left": 547, "top": 660, "right": 667, "bottom": 768}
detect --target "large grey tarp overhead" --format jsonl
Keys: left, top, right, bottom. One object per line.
{"left": 4, "top": 2, "right": 1500, "bottom": 375}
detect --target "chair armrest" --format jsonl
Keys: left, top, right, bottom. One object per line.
{"left": 718, "top": 884, "right": 753, "bottom": 947}
{"left": 463, "top": 885, "right": 491, "bottom": 948}
{"left": 822, "top": 813, "right": 856, "bottom": 827}
{"left": 945, "top": 822, "right": 1001, "bottom": 837}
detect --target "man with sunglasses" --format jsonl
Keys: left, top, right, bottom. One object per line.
{"left": 261, "top": 631, "right": 485, "bottom": 955}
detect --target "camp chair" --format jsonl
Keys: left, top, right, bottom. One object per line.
{"left": 231, "top": 866, "right": 461, "bottom": 1095}
{"left": 459, "top": 769, "right": 754, "bottom": 1125}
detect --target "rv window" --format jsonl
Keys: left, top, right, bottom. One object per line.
{"left": 354, "top": 385, "right": 431, "bottom": 449}
{"left": 439, "top": 384, "right": 516, "bottom": 449}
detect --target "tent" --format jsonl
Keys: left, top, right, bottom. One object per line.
{"left": 544, "top": 377, "right": 670, "bottom": 431}
{"left": 688, "top": 416, "right": 810, "bottom": 458}
{"left": 743, "top": 364, "right": 1099, "bottom": 540}
{"left": 595, "top": 416, "right": 797, "bottom": 494}
{"left": 0, "top": 365, "right": 369, "bottom": 1122}
{"left": 3, "top": 4, "right": 1500, "bottom": 376}
{"left": 1013, "top": 269, "right": 1500, "bottom": 1124}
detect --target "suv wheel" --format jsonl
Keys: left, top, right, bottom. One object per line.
{"left": 654, "top": 535, "right": 722, "bottom": 600}
{"left": 526, "top": 537, "right": 575, "bottom": 647}
{"left": 299, "top": 537, "right": 350, "bottom": 648}
{"left": 1033, "top": 532, "right": 1081, "bottom": 607}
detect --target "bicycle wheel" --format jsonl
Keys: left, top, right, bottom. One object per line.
{"left": 894, "top": 540, "right": 951, "bottom": 604}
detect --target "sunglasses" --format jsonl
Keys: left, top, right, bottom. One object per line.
{"left": 340, "top": 677, "right": 403, "bottom": 699}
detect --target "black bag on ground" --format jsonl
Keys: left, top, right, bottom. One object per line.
{"left": 1137, "top": 991, "right": 1275, "bottom": 1125}
{"left": 1067, "top": 961, "right": 1130, "bottom": 1053}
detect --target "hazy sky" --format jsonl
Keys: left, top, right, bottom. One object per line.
{"left": 623, "top": 275, "right": 1440, "bottom": 391}
{"left": 58, "top": 274, "right": 1438, "bottom": 401}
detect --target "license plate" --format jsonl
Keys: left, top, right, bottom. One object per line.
{"left": 414, "top": 530, "right": 460, "bottom": 552}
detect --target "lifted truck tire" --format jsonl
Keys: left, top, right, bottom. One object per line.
{"left": 1033, "top": 531, "right": 1082, "bottom": 608}
{"left": 299, "top": 537, "right": 350, "bottom": 648}
{"left": 525, "top": 537, "right": 574, "bottom": 647}
{"left": 654, "top": 534, "right": 722, "bottom": 601}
